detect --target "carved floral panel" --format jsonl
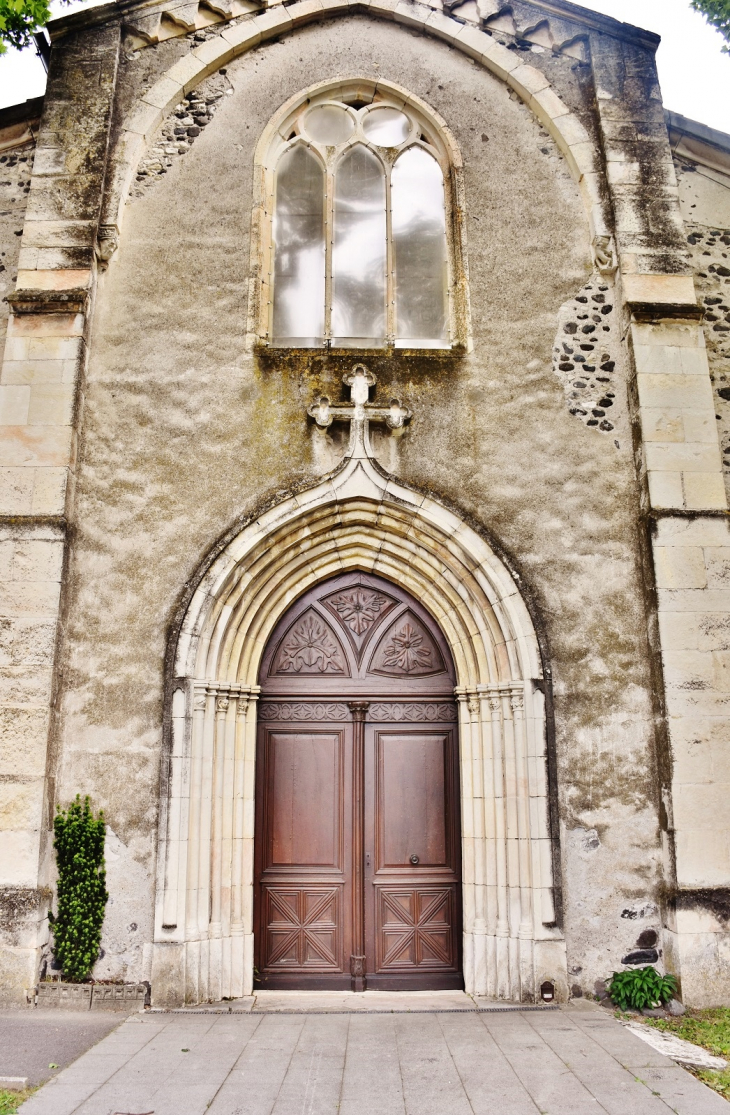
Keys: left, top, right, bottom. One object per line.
{"left": 320, "top": 583, "right": 398, "bottom": 661}
{"left": 270, "top": 610, "right": 349, "bottom": 676}
{"left": 368, "top": 612, "right": 446, "bottom": 678}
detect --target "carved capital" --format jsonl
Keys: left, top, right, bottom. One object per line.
{"left": 510, "top": 692, "right": 524, "bottom": 713}
{"left": 216, "top": 695, "right": 230, "bottom": 716}
{"left": 348, "top": 701, "right": 370, "bottom": 723}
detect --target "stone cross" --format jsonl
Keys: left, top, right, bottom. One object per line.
{"left": 307, "top": 365, "right": 412, "bottom": 446}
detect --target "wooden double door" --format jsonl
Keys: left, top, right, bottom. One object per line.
{"left": 254, "top": 572, "right": 462, "bottom": 990}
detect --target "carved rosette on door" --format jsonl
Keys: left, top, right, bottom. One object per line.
{"left": 254, "top": 571, "right": 462, "bottom": 990}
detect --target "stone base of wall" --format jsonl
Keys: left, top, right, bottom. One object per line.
{"left": 666, "top": 890, "right": 730, "bottom": 1008}
{"left": 0, "top": 946, "right": 38, "bottom": 1005}
{"left": 0, "top": 887, "right": 49, "bottom": 1004}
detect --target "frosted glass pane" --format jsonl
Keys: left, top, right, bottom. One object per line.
{"left": 362, "top": 106, "right": 411, "bottom": 147}
{"left": 392, "top": 147, "right": 448, "bottom": 347}
{"left": 304, "top": 104, "right": 355, "bottom": 144}
{"left": 272, "top": 146, "right": 325, "bottom": 346}
{"left": 332, "top": 145, "right": 387, "bottom": 347}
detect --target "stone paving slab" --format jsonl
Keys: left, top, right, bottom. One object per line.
{"left": 16, "top": 1000, "right": 730, "bottom": 1115}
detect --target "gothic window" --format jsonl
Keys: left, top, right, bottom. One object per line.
{"left": 264, "top": 92, "right": 458, "bottom": 351}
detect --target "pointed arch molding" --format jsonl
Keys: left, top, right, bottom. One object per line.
{"left": 152, "top": 449, "right": 568, "bottom": 1007}
{"left": 103, "top": 0, "right": 606, "bottom": 245}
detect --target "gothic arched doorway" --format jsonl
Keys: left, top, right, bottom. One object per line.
{"left": 254, "top": 571, "right": 462, "bottom": 991}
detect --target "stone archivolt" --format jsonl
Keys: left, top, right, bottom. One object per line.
{"left": 104, "top": 0, "right": 610, "bottom": 260}
{"left": 153, "top": 416, "right": 565, "bottom": 1008}
{"left": 121, "top": 0, "right": 592, "bottom": 61}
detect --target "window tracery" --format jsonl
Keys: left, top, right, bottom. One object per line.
{"left": 258, "top": 85, "right": 464, "bottom": 351}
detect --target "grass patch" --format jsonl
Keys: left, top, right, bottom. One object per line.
{"left": 0, "top": 1088, "right": 37, "bottom": 1114}
{"left": 643, "top": 1007, "right": 730, "bottom": 1100}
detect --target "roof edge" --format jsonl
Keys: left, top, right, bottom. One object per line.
{"left": 0, "top": 96, "right": 45, "bottom": 130}
{"left": 47, "top": 0, "right": 661, "bottom": 49}
{"left": 666, "top": 109, "right": 730, "bottom": 159}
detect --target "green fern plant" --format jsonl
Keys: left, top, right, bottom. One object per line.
{"left": 48, "top": 795, "right": 108, "bottom": 983}
{"left": 607, "top": 966, "right": 677, "bottom": 1012}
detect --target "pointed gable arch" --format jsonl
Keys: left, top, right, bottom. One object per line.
{"left": 152, "top": 432, "right": 567, "bottom": 1009}
{"left": 104, "top": 1, "right": 606, "bottom": 270}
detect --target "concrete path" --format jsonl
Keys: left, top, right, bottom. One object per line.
{"left": 16, "top": 996, "right": 729, "bottom": 1115}
{"left": 0, "top": 1010, "right": 122, "bottom": 1088}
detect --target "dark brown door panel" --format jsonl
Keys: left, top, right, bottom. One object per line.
{"left": 254, "top": 572, "right": 462, "bottom": 991}
{"left": 264, "top": 729, "right": 344, "bottom": 870}
{"left": 261, "top": 885, "right": 344, "bottom": 971}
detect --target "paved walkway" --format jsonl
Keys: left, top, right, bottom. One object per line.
{"left": 0, "top": 1009, "right": 122, "bottom": 1088}
{"left": 16, "top": 994, "right": 729, "bottom": 1115}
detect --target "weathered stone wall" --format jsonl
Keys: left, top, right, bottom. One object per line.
{"left": 664, "top": 148, "right": 730, "bottom": 1006}
{"left": 0, "top": 125, "right": 51, "bottom": 1001}
{"left": 674, "top": 157, "right": 730, "bottom": 504}
{"left": 50, "top": 15, "right": 665, "bottom": 995}
{"left": 3, "top": 0, "right": 728, "bottom": 1007}
{"left": 0, "top": 144, "right": 33, "bottom": 349}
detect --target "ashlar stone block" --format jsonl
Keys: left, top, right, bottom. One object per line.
{"left": 0, "top": 831, "right": 41, "bottom": 887}
{"left": 684, "top": 472, "right": 727, "bottom": 511}
{"left": 0, "top": 387, "right": 31, "bottom": 427}
{"left": 650, "top": 541, "right": 708, "bottom": 588}
{"left": 27, "top": 383, "right": 76, "bottom": 427}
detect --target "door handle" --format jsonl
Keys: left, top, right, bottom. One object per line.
{"left": 409, "top": 854, "right": 419, "bottom": 865}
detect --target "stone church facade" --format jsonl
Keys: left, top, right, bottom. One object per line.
{"left": 0, "top": 0, "right": 729, "bottom": 1008}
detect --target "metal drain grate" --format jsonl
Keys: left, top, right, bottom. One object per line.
{"left": 153, "top": 1004, "right": 560, "bottom": 1016}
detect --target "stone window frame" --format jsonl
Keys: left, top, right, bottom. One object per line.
{"left": 247, "top": 77, "right": 472, "bottom": 353}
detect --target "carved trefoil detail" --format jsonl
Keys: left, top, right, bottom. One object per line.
{"left": 369, "top": 613, "right": 446, "bottom": 678}
{"left": 270, "top": 611, "right": 348, "bottom": 676}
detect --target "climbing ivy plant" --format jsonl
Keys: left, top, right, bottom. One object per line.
{"left": 48, "top": 795, "right": 108, "bottom": 983}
